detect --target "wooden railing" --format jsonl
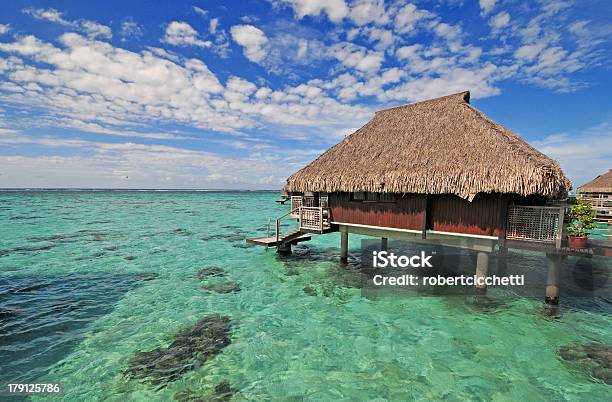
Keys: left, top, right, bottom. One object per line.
{"left": 290, "top": 196, "right": 302, "bottom": 218}
{"left": 506, "top": 205, "right": 565, "bottom": 248}
{"left": 275, "top": 207, "right": 300, "bottom": 244}
{"left": 578, "top": 193, "right": 612, "bottom": 222}
{"left": 299, "top": 207, "right": 331, "bottom": 232}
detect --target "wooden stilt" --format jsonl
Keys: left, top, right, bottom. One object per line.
{"left": 340, "top": 231, "right": 348, "bottom": 263}
{"left": 475, "top": 251, "right": 489, "bottom": 291}
{"left": 381, "top": 237, "right": 388, "bottom": 251}
{"left": 497, "top": 246, "right": 508, "bottom": 275}
{"left": 545, "top": 253, "right": 561, "bottom": 305}
{"left": 277, "top": 242, "right": 292, "bottom": 255}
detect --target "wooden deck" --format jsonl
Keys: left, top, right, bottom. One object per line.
{"left": 505, "top": 239, "right": 612, "bottom": 257}
{"left": 246, "top": 234, "right": 311, "bottom": 246}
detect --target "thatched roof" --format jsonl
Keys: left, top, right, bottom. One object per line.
{"left": 285, "top": 91, "right": 571, "bottom": 200}
{"left": 578, "top": 169, "right": 612, "bottom": 193}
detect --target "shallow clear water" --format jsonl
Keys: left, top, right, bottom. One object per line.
{"left": 0, "top": 191, "right": 610, "bottom": 401}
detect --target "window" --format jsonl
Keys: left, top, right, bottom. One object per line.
{"left": 304, "top": 195, "right": 315, "bottom": 207}
{"left": 320, "top": 193, "right": 329, "bottom": 208}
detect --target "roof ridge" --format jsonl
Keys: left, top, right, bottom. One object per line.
{"left": 375, "top": 91, "right": 470, "bottom": 114}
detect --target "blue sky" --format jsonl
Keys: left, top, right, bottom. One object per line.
{"left": 0, "top": 0, "right": 610, "bottom": 189}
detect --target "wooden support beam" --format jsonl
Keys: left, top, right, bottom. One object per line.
{"left": 555, "top": 206, "right": 565, "bottom": 250}
{"left": 381, "top": 237, "right": 388, "bottom": 251}
{"left": 497, "top": 246, "right": 508, "bottom": 276}
{"left": 498, "top": 194, "right": 509, "bottom": 247}
{"left": 421, "top": 196, "right": 429, "bottom": 239}
{"left": 340, "top": 230, "right": 348, "bottom": 263}
{"left": 545, "top": 253, "right": 561, "bottom": 304}
{"left": 475, "top": 251, "right": 489, "bottom": 291}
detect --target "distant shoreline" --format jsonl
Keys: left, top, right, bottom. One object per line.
{"left": 0, "top": 188, "right": 281, "bottom": 192}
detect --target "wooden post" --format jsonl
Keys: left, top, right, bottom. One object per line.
{"left": 555, "top": 206, "right": 565, "bottom": 250}
{"left": 381, "top": 237, "right": 388, "bottom": 251}
{"left": 340, "top": 231, "right": 348, "bottom": 263}
{"left": 421, "top": 196, "right": 429, "bottom": 239}
{"left": 319, "top": 207, "right": 323, "bottom": 232}
{"left": 475, "top": 251, "right": 489, "bottom": 291}
{"left": 498, "top": 195, "right": 509, "bottom": 247}
{"left": 275, "top": 219, "right": 280, "bottom": 244}
{"left": 497, "top": 246, "right": 508, "bottom": 275}
{"left": 277, "top": 242, "right": 292, "bottom": 255}
{"left": 545, "top": 253, "right": 561, "bottom": 304}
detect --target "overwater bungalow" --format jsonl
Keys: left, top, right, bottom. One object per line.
{"left": 577, "top": 169, "right": 612, "bottom": 222}
{"left": 247, "top": 91, "right": 609, "bottom": 302}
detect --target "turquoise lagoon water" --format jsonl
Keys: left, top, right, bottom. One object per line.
{"left": 0, "top": 190, "right": 610, "bottom": 401}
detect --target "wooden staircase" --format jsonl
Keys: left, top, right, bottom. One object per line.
{"left": 246, "top": 203, "right": 333, "bottom": 250}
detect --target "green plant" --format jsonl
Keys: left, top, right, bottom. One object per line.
{"left": 566, "top": 199, "right": 595, "bottom": 237}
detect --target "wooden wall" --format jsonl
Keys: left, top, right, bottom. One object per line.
{"left": 429, "top": 194, "right": 504, "bottom": 236}
{"left": 328, "top": 192, "right": 506, "bottom": 237}
{"left": 329, "top": 193, "right": 425, "bottom": 231}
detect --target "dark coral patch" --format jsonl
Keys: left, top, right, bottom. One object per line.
{"left": 173, "top": 380, "right": 236, "bottom": 402}
{"left": 559, "top": 342, "right": 612, "bottom": 385}
{"left": 125, "top": 315, "right": 232, "bottom": 385}
{"left": 195, "top": 267, "right": 226, "bottom": 279}
{"left": 203, "top": 282, "right": 241, "bottom": 294}
{"left": 134, "top": 273, "right": 159, "bottom": 282}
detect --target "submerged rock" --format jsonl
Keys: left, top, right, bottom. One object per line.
{"left": 0, "top": 309, "right": 17, "bottom": 320}
{"left": 14, "top": 283, "right": 51, "bottom": 293}
{"left": 134, "top": 273, "right": 160, "bottom": 282}
{"left": 203, "top": 282, "right": 241, "bottom": 294}
{"left": 171, "top": 228, "right": 192, "bottom": 236}
{"left": 559, "top": 342, "right": 612, "bottom": 384}
{"left": 126, "top": 315, "right": 232, "bottom": 385}
{"left": 200, "top": 233, "right": 244, "bottom": 242}
{"left": 196, "top": 267, "right": 226, "bottom": 279}
{"left": 9, "top": 215, "right": 41, "bottom": 220}
{"left": 173, "top": 380, "right": 236, "bottom": 402}
{"left": 303, "top": 286, "right": 317, "bottom": 296}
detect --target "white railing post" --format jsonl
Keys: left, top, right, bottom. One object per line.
{"left": 556, "top": 206, "right": 565, "bottom": 249}
{"left": 299, "top": 207, "right": 303, "bottom": 230}
{"left": 319, "top": 207, "right": 323, "bottom": 232}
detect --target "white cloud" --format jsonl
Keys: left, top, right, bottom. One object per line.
{"left": 23, "top": 7, "right": 69, "bottom": 25}
{"left": 349, "top": 0, "right": 389, "bottom": 26}
{"left": 162, "top": 21, "right": 211, "bottom": 48}
{"left": 534, "top": 122, "right": 612, "bottom": 189}
{"left": 432, "top": 22, "right": 462, "bottom": 41}
{"left": 514, "top": 42, "right": 546, "bottom": 61}
{"left": 329, "top": 42, "right": 385, "bottom": 73}
{"left": 230, "top": 25, "right": 268, "bottom": 63}
{"left": 281, "top": 0, "right": 349, "bottom": 23}
{"left": 490, "top": 11, "right": 510, "bottom": 29}
{"left": 0, "top": 136, "right": 294, "bottom": 189}
{"left": 0, "top": 33, "right": 369, "bottom": 142}
{"left": 23, "top": 7, "right": 112, "bottom": 39}
{"left": 394, "top": 4, "right": 431, "bottom": 34}
{"left": 209, "top": 18, "right": 219, "bottom": 34}
{"left": 0, "top": 24, "right": 10, "bottom": 35}
{"left": 0, "top": 128, "right": 19, "bottom": 134}
{"left": 193, "top": 6, "right": 208, "bottom": 17}
{"left": 120, "top": 17, "right": 143, "bottom": 41}
{"left": 479, "top": 0, "right": 496, "bottom": 15}
{"left": 79, "top": 20, "right": 112, "bottom": 40}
